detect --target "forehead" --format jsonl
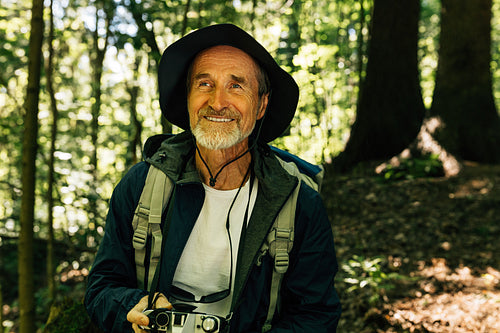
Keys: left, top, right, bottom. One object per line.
{"left": 191, "top": 45, "right": 259, "bottom": 78}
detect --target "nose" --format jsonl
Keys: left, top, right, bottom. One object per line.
{"left": 208, "top": 87, "right": 229, "bottom": 111}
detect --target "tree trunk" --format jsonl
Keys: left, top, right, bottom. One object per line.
{"left": 430, "top": 0, "right": 500, "bottom": 162}
{"left": 19, "top": 0, "right": 44, "bottom": 331}
{"left": 89, "top": 0, "right": 113, "bottom": 225}
{"left": 126, "top": 0, "right": 172, "bottom": 134}
{"left": 126, "top": 58, "right": 143, "bottom": 166}
{"left": 45, "top": 0, "right": 58, "bottom": 302}
{"left": 333, "top": 0, "right": 425, "bottom": 171}
{"left": 127, "top": 0, "right": 161, "bottom": 65}
{"left": 356, "top": 0, "right": 367, "bottom": 83}
{"left": 129, "top": 91, "right": 142, "bottom": 165}
{"left": 181, "top": 0, "right": 192, "bottom": 36}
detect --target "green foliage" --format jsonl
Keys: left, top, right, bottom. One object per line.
{"left": 341, "top": 255, "right": 404, "bottom": 306}
{"left": 378, "top": 154, "right": 444, "bottom": 182}
{"left": 419, "top": 0, "right": 441, "bottom": 108}
{"left": 336, "top": 255, "right": 419, "bottom": 332}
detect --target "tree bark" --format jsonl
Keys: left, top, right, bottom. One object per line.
{"left": 126, "top": 58, "right": 143, "bottom": 166}
{"left": 333, "top": 0, "right": 425, "bottom": 171}
{"left": 126, "top": 0, "right": 172, "bottom": 134}
{"left": 129, "top": 90, "right": 142, "bottom": 165}
{"left": 89, "top": 0, "right": 113, "bottom": 225}
{"left": 181, "top": 0, "right": 192, "bottom": 36}
{"left": 430, "top": 0, "right": 500, "bottom": 162}
{"left": 45, "top": 0, "right": 58, "bottom": 302}
{"left": 19, "top": 0, "right": 44, "bottom": 331}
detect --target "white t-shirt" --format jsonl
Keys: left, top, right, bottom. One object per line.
{"left": 171, "top": 177, "right": 258, "bottom": 331}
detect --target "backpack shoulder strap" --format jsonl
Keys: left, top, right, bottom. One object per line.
{"left": 261, "top": 178, "right": 300, "bottom": 332}
{"left": 275, "top": 154, "right": 323, "bottom": 192}
{"left": 271, "top": 146, "right": 324, "bottom": 192}
{"left": 132, "top": 165, "right": 173, "bottom": 290}
{"left": 261, "top": 149, "right": 324, "bottom": 332}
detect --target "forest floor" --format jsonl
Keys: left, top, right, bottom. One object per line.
{"left": 322, "top": 161, "right": 500, "bottom": 333}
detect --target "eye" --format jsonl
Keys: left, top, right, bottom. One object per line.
{"left": 230, "top": 83, "right": 242, "bottom": 89}
{"left": 195, "top": 81, "right": 212, "bottom": 90}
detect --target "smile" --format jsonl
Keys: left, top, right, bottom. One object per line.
{"left": 204, "top": 116, "right": 234, "bottom": 123}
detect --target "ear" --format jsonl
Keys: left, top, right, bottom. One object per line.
{"left": 257, "top": 93, "right": 269, "bottom": 120}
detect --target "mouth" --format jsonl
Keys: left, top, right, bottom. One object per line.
{"left": 204, "top": 116, "right": 234, "bottom": 123}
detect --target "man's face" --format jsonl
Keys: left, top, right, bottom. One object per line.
{"left": 187, "top": 45, "right": 268, "bottom": 150}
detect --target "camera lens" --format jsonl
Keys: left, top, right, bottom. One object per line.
{"left": 155, "top": 312, "right": 170, "bottom": 327}
{"left": 201, "top": 316, "right": 218, "bottom": 332}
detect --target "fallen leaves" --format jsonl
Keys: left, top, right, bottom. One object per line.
{"left": 323, "top": 162, "right": 500, "bottom": 332}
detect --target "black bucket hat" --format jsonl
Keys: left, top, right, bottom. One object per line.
{"left": 158, "top": 24, "right": 299, "bottom": 143}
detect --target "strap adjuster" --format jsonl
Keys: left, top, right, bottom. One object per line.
{"left": 135, "top": 206, "right": 149, "bottom": 219}
{"left": 275, "top": 228, "right": 293, "bottom": 241}
{"left": 133, "top": 225, "right": 148, "bottom": 250}
{"left": 274, "top": 252, "right": 289, "bottom": 274}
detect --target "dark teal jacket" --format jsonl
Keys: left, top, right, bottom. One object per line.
{"left": 85, "top": 132, "right": 341, "bottom": 332}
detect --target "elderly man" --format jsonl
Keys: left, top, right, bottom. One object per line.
{"left": 85, "top": 24, "right": 341, "bottom": 332}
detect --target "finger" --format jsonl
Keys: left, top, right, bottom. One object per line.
{"left": 132, "top": 323, "right": 139, "bottom": 333}
{"left": 127, "top": 295, "right": 150, "bottom": 327}
{"left": 132, "top": 323, "right": 148, "bottom": 333}
{"left": 127, "top": 309, "right": 149, "bottom": 328}
{"left": 155, "top": 293, "right": 173, "bottom": 310}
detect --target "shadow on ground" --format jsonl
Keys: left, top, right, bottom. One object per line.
{"left": 323, "top": 161, "right": 500, "bottom": 333}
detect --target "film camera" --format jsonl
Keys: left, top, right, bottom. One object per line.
{"left": 140, "top": 308, "right": 224, "bottom": 332}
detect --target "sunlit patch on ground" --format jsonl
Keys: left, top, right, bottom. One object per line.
{"left": 385, "top": 259, "right": 500, "bottom": 333}
{"left": 325, "top": 162, "right": 500, "bottom": 332}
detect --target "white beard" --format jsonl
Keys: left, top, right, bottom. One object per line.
{"left": 191, "top": 108, "right": 255, "bottom": 150}
{"left": 192, "top": 124, "right": 245, "bottom": 150}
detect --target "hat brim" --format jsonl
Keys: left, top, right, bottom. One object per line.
{"left": 158, "top": 24, "right": 299, "bottom": 143}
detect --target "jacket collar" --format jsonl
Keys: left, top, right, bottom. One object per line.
{"left": 145, "top": 131, "right": 199, "bottom": 184}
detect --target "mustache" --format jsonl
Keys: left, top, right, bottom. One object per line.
{"left": 198, "top": 107, "right": 241, "bottom": 120}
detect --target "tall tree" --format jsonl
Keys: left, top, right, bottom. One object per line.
{"left": 430, "top": 0, "right": 500, "bottom": 162}
{"left": 126, "top": 0, "right": 162, "bottom": 64}
{"left": 125, "top": 0, "right": 172, "bottom": 134}
{"left": 45, "top": 0, "right": 58, "bottom": 302}
{"left": 180, "top": 0, "right": 192, "bottom": 35}
{"left": 125, "top": 56, "right": 143, "bottom": 166}
{"left": 333, "top": 0, "right": 425, "bottom": 171}
{"left": 356, "top": 0, "right": 369, "bottom": 83}
{"left": 18, "top": 0, "right": 44, "bottom": 331}
{"left": 88, "top": 0, "right": 114, "bottom": 227}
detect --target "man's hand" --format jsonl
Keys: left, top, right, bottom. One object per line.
{"left": 127, "top": 293, "right": 173, "bottom": 333}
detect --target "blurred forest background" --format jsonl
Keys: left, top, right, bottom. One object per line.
{"left": 1, "top": 0, "right": 500, "bottom": 332}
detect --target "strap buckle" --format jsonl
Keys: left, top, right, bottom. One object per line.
{"left": 273, "top": 228, "right": 293, "bottom": 274}
{"left": 274, "top": 228, "right": 294, "bottom": 242}
{"left": 135, "top": 206, "right": 149, "bottom": 219}
{"left": 133, "top": 225, "right": 148, "bottom": 250}
{"left": 274, "top": 252, "right": 289, "bottom": 274}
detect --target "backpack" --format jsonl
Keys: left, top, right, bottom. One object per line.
{"left": 132, "top": 146, "right": 323, "bottom": 332}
